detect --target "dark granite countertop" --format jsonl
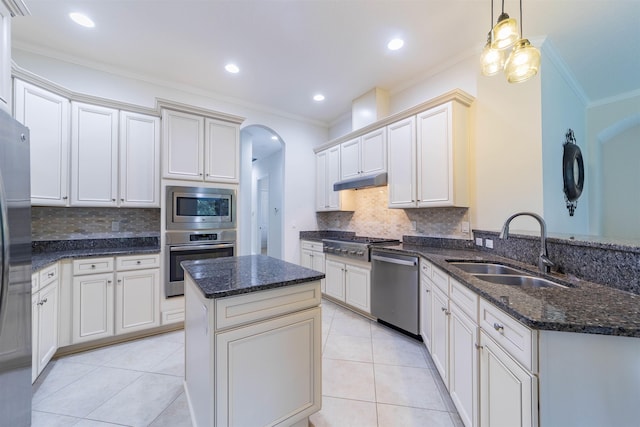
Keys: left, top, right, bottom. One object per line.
{"left": 32, "top": 237, "right": 160, "bottom": 271}
{"left": 373, "top": 244, "right": 640, "bottom": 338}
{"left": 182, "top": 255, "right": 325, "bottom": 299}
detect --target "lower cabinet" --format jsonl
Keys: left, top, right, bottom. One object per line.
{"left": 419, "top": 261, "right": 433, "bottom": 351}
{"left": 299, "top": 240, "right": 326, "bottom": 293}
{"left": 32, "top": 265, "right": 60, "bottom": 383}
{"left": 72, "top": 254, "right": 160, "bottom": 344}
{"left": 324, "top": 256, "right": 371, "bottom": 313}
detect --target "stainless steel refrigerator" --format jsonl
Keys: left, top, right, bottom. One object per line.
{"left": 0, "top": 108, "right": 31, "bottom": 426}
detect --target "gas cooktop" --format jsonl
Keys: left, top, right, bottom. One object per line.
{"left": 322, "top": 236, "right": 400, "bottom": 261}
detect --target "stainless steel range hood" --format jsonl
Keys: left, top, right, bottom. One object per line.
{"left": 333, "top": 172, "right": 387, "bottom": 191}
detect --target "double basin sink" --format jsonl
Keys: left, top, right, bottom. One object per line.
{"left": 447, "top": 261, "right": 567, "bottom": 289}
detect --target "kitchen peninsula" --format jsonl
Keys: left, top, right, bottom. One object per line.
{"left": 182, "top": 255, "right": 324, "bottom": 427}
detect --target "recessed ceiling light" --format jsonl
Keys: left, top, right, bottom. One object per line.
{"left": 225, "top": 63, "right": 240, "bottom": 74}
{"left": 69, "top": 12, "right": 95, "bottom": 28}
{"left": 387, "top": 38, "right": 404, "bottom": 51}
{"left": 271, "top": 136, "right": 278, "bottom": 141}
{"left": 313, "top": 94, "right": 325, "bottom": 102}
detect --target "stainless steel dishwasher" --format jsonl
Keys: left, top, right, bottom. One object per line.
{"left": 371, "top": 251, "right": 420, "bottom": 337}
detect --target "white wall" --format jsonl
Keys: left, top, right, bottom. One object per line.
{"left": 14, "top": 49, "right": 325, "bottom": 263}
{"left": 540, "top": 43, "right": 589, "bottom": 235}
{"left": 251, "top": 150, "right": 284, "bottom": 258}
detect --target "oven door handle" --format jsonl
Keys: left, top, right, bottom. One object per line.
{"left": 371, "top": 254, "right": 417, "bottom": 266}
{"left": 169, "top": 243, "right": 235, "bottom": 252}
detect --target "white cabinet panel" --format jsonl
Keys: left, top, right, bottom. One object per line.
{"left": 36, "top": 281, "right": 59, "bottom": 374}
{"left": 387, "top": 116, "right": 416, "bottom": 208}
{"left": 71, "top": 102, "right": 119, "bottom": 206}
{"left": 431, "top": 285, "right": 449, "bottom": 387}
{"left": 360, "top": 128, "right": 386, "bottom": 176}
{"left": 340, "top": 137, "right": 360, "bottom": 180}
{"left": 417, "top": 105, "right": 452, "bottom": 205}
{"left": 324, "top": 259, "right": 345, "bottom": 301}
{"left": 162, "top": 109, "right": 204, "bottom": 180}
{"left": 450, "top": 303, "right": 478, "bottom": 427}
{"left": 115, "top": 269, "right": 160, "bottom": 334}
{"left": 119, "top": 111, "right": 160, "bottom": 207}
{"left": 316, "top": 146, "right": 353, "bottom": 212}
{"left": 14, "top": 80, "right": 70, "bottom": 206}
{"left": 300, "top": 240, "right": 326, "bottom": 293}
{"left": 205, "top": 118, "right": 239, "bottom": 183}
{"left": 72, "top": 272, "right": 115, "bottom": 343}
{"left": 419, "top": 269, "right": 433, "bottom": 352}
{"left": 345, "top": 264, "right": 370, "bottom": 313}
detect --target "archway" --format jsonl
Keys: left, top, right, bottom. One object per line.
{"left": 239, "top": 125, "right": 285, "bottom": 258}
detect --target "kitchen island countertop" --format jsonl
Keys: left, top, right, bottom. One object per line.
{"left": 182, "top": 254, "right": 325, "bottom": 299}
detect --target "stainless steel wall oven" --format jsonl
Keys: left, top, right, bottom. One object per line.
{"left": 165, "top": 230, "right": 235, "bottom": 297}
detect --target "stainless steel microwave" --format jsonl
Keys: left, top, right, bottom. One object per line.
{"left": 166, "top": 186, "right": 236, "bottom": 230}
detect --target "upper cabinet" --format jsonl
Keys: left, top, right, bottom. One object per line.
{"left": 340, "top": 128, "right": 386, "bottom": 180}
{"left": 0, "top": 0, "right": 28, "bottom": 112}
{"left": 14, "top": 80, "right": 70, "bottom": 206}
{"left": 388, "top": 100, "right": 470, "bottom": 208}
{"left": 162, "top": 109, "right": 240, "bottom": 183}
{"left": 316, "top": 145, "right": 354, "bottom": 212}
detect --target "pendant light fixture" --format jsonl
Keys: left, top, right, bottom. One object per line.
{"left": 504, "top": 0, "right": 541, "bottom": 83}
{"left": 491, "top": 0, "right": 519, "bottom": 50}
{"left": 480, "top": 0, "right": 506, "bottom": 76}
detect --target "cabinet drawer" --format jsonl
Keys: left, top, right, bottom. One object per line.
{"left": 420, "top": 258, "right": 432, "bottom": 278}
{"left": 73, "top": 257, "right": 114, "bottom": 275}
{"left": 39, "top": 264, "right": 59, "bottom": 287}
{"left": 116, "top": 254, "right": 160, "bottom": 271}
{"left": 450, "top": 278, "right": 478, "bottom": 321}
{"left": 480, "top": 299, "right": 534, "bottom": 371}
{"left": 215, "top": 281, "right": 322, "bottom": 330}
{"left": 301, "top": 240, "right": 324, "bottom": 252}
{"left": 431, "top": 265, "right": 449, "bottom": 294}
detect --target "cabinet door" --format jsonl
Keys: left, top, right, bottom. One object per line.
{"left": 162, "top": 109, "right": 204, "bottom": 181}
{"left": 420, "top": 276, "right": 433, "bottom": 352}
{"left": 324, "top": 259, "right": 345, "bottom": 301}
{"left": 204, "top": 118, "right": 239, "bottom": 183}
{"left": 417, "top": 103, "right": 453, "bottom": 206}
{"left": 115, "top": 269, "right": 160, "bottom": 335}
{"left": 315, "top": 150, "right": 328, "bottom": 211}
{"left": 31, "top": 293, "right": 38, "bottom": 383}
{"left": 311, "top": 252, "right": 326, "bottom": 294}
{"left": 431, "top": 286, "right": 449, "bottom": 388}
{"left": 450, "top": 303, "right": 478, "bottom": 427}
{"left": 300, "top": 249, "right": 313, "bottom": 269}
{"left": 326, "top": 145, "right": 342, "bottom": 209}
{"left": 345, "top": 264, "right": 370, "bottom": 313}
{"left": 479, "top": 330, "right": 535, "bottom": 427}
{"left": 215, "top": 307, "right": 321, "bottom": 427}
{"left": 0, "top": 1, "right": 9, "bottom": 111}
{"left": 14, "top": 80, "right": 70, "bottom": 206}
{"left": 71, "top": 102, "right": 119, "bottom": 206}
{"left": 36, "top": 281, "right": 59, "bottom": 377}
{"left": 387, "top": 116, "right": 416, "bottom": 208}
{"left": 72, "top": 273, "right": 114, "bottom": 343}
{"left": 361, "top": 128, "right": 386, "bottom": 175}
{"left": 119, "top": 111, "right": 160, "bottom": 207}
{"left": 340, "top": 137, "right": 361, "bottom": 180}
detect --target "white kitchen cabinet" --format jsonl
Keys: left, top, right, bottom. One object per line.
{"left": 300, "top": 240, "right": 326, "bottom": 293}
{"left": 324, "top": 256, "right": 372, "bottom": 314}
{"left": 115, "top": 268, "right": 160, "bottom": 335}
{"left": 31, "top": 264, "right": 59, "bottom": 383}
{"left": 340, "top": 128, "right": 386, "bottom": 180}
{"left": 316, "top": 146, "right": 354, "bottom": 212}
{"left": 162, "top": 109, "right": 240, "bottom": 183}
{"left": 431, "top": 285, "right": 450, "bottom": 386}
{"left": 479, "top": 329, "right": 535, "bottom": 427}
{"left": 71, "top": 254, "right": 160, "bottom": 344}
{"left": 388, "top": 101, "right": 470, "bottom": 208}
{"left": 449, "top": 302, "right": 479, "bottom": 427}
{"left": 14, "top": 80, "right": 70, "bottom": 206}
{"left": 419, "top": 260, "right": 433, "bottom": 351}
{"left": 119, "top": 111, "right": 161, "bottom": 207}
{"left": 70, "top": 102, "right": 119, "bottom": 206}
{"left": 184, "top": 276, "right": 321, "bottom": 427}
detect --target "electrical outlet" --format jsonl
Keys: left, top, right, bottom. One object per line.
{"left": 111, "top": 221, "right": 120, "bottom": 232}
{"left": 475, "top": 237, "right": 483, "bottom": 246}
{"left": 485, "top": 238, "right": 494, "bottom": 249}
{"left": 461, "top": 221, "right": 470, "bottom": 233}
{"left": 410, "top": 221, "right": 417, "bottom": 231}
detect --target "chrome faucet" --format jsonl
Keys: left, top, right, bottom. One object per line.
{"left": 499, "top": 212, "right": 555, "bottom": 274}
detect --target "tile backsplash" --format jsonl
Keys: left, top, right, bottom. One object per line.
{"left": 316, "top": 186, "right": 471, "bottom": 240}
{"left": 32, "top": 207, "right": 160, "bottom": 241}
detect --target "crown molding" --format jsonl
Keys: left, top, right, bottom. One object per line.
{"left": 2, "top": 0, "right": 29, "bottom": 16}
{"left": 314, "top": 88, "right": 475, "bottom": 153}
{"left": 541, "top": 38, "right": 590, "bottom": 107}
{"left": 156, "top": 98, "right": 244, "bottom": 124}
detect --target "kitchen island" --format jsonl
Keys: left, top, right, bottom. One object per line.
{"left": 182, "top": 255, "right": 324, "bottom": 427}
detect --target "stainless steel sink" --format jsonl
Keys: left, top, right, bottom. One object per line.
{"left": 448, "top": 262, "right": 526, "bottom": 275}
{"left": 475, "top": 274, "right": 567, "bottom": 288}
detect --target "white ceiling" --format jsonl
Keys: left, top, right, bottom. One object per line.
{"left": 11, "top": 1, "right": 640, "bottom": 127}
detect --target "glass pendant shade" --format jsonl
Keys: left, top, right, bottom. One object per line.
{"left": 491, "top": 13, "right": 519, "bottom": 50}
{"left": 480, "top": 41, "right": 506, "bottom": 76}
{"left": 504, "top": 38, "right": 541, "bottom": 83}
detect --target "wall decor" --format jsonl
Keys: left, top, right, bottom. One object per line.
{"left": 562, "top": 129, "right": 584, "bottom": 216}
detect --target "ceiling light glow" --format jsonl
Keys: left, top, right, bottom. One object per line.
{"left": 225, "top": 63, "right": 240, "bottom": 74}
{"left": 69, "top": 12, "right": 95, "bottom": 28}
{"left": 387, "top": 38, "right": 404, "bottom": 51}
{"left": 313, "top": 94, "right": 325, "bottom": 102}
{"left": 271, "top": 136, "right": 279, "bottom": 141}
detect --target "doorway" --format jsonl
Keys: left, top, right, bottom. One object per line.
{"left": 239, "top": 125, "right": 284, "bottom": 258}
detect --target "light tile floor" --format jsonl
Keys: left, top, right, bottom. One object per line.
{"left": 32, "top": 299, "right": 461, "bottom": 427}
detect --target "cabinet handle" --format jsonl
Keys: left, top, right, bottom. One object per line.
{"left": 62, "top": 196, "right": 68, "bottom": 200}
{"left": 136, "top": 260, "right": 141, "bottom": 264}
{"left": 91, "top": 265, "right": 96, "bottom": 269}
{"left": 47, "top": 272, "right": 54, "bottom": 278}
{"left": 441, "top": 307, "right": 450, "bottom": 315}
{"left": 121, "top": 198, "right": 124, "bottom": 201}
{"left": 108, "top": 280, "right": 112, "bottom": 284}
{"left": 118, "top": 279, "right": 122, "bottom": 283}
{"left": 475, "top": 344, "right": 483, "bottom": 350}
{"left": 112, "top": 198, "right": 116, "bottom": 202}
{"left": 425, "top": 289, "right": 430, "bottom": 293}
{"left": 493, "top": 323, "right": 504, "bottom": 332}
